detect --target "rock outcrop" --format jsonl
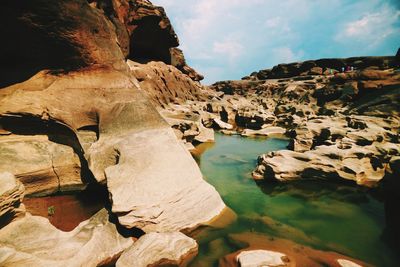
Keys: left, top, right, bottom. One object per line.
{"left": 0, "top": 209, "right": 134, "bottom": 267}
{"left": 0, "top": 0, "right": 225, "bottom": 258}
{"left": 191, "top": 58, "right": 400, "bottom": 187}
{"left": 128, "top": 60, "right": 207, "bottom": 107}
{"left": 171, "top": 47, "right": 204, "bottom": 81}
{"left": 0, "top": 172, "right": 25, "bottom": 227}
{"left": 0, "top": 0, "right": 127, "bottom": 88}
{"left": 116, "top": 232, "right": 198, "bottom": 267}
{"left": 245, "top": 56, "right": 397, "bottom": 80}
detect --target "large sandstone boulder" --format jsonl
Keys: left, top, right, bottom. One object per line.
{"left": 0, "top": 69, "right": 226, "bottom": 232}
{"left": 116, "top": 232, "right": 198, "bottom": 267}
{"left": 0, "top": 209, "right": 133, "bottom": 267}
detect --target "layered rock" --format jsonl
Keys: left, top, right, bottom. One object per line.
{"left": 171, "top": 47, "right": 204, "bottom": 81}
{"left": 0, "top": 172, "right": 25, "bottom": 227}
{"left": 0, "top": 0, "right": 126, "bottom": 88}
{"left": 127, "top": 60, "right": 207, "bottom": 107}
{"left": 0, "top": 68, "right": 225, "bottom": 232}
{"left": 116, "top": 232, "right": 198, "bottom": 267}
{"left": 0, "top": 134, "right": 83, "bottom": 196}
{"left": 245, "top": 56, "right": 397, "bottom": 80}
{"left": 89, "top": 0, "right": 203, "bottom": 81}
{"left": 0, "top": 209, "right": 133, "bottom": 267}
{"left": 0, "top": 0, "right": 225, "bottom": 242}
{"left": 189, "top": 60, "right": 400, "bottom": 187}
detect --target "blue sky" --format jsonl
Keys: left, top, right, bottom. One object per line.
{"left": 153, "top": 0, "right": 400, "bottom": 84}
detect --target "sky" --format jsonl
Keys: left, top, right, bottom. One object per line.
{"left": 152, "top": 0, "right": 400, "bottom": 84}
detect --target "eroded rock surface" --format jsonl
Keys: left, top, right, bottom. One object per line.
{"left": 116, "top": 232, "right": 198, "bottom": 267}
{"left": 0, "top": 209, "right": 133, "bottom": 267}
{"left": 167, "top": 58, "right": 400, "bottom": 188}
{"left": 128, "top": 60, "right": 206, "bottom": 107}
{"left": 236, "top": 250, "right": 290, "bottom": 267}
{"left": 0, "top": 0, "right": 225, "bottom": 240}
{"left": 0, "top": 172, "right": 25, "bottom": 226}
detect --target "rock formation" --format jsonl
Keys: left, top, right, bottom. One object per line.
{"left": 0, "top": 209, "right": 134, "bottom": 267}
{"left": 0, "top": 0, "right": 223, "bottom": 266}
{"left": 219, "top": 232, "right": 371, "bottom": 267}
{"left": 166, "top": 55, "right": 399, "bottom": 187}
{"left": 116, "top": 232, "right": 198, "bottom": 267}
{"left": 0, "top": 172, "right": 25, "bottom": 227}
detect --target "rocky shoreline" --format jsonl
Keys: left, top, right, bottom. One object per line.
{"left": 0, "top": 0, "right": 399, "bottom": 266}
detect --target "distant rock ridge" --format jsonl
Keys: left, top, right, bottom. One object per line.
{"left": 243, "top": 56, "right": 398, "bottom": 80}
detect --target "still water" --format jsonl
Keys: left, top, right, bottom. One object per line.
{"left": 190, "top": 133, "right": 398, "bottom": 267}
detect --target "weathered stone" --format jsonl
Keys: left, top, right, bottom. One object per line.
{"left": 0, "top": 172, "right": 25, "bottom": 226}
{"left": 241, "top": 127, "right": 286, "bottom": 137}
{"left": 116, "top": 232, "right": 198, "bottom": 267}
{"left": 0, "top": 135, "right": 83, "bottom": 196}
{"left": 0, "top": 68, "right": 226, "bottom": 232}
{"left": 91, "top": 127, "right": 225, "bottom": 231}
{"left": 213, "top": 118, "right": 234, "bottom": 130}
{"left": 0, "top": 0, "right": 126, "bottom": 88}
{"left": 0, "top": 209, "right": 133, "bottom": 267}
{"left": 236, "top": 250, "right": 290, "bottom": 267}
{"left": 127, "top": 60, "right": 206, "bottom": 107}
{"left": 219, "top": 232, "right": 370, "bottom": 267}
{"left": 171, "top": 47, "right": 204, "bottom": 81}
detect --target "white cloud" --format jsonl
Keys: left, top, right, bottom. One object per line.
{"left": 152, "top": 0, "right": 399, "bottom": 84}
{"left": 272, "top": 47, "right": 304, "bottom": 63}
{"left": 335, "top": 6, "right": 400, "bottom": 47}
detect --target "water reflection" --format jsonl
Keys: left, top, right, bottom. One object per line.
{"left": 190, "top": 132, "right": 399, "bottom": 267}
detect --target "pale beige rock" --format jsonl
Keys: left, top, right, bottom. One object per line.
{"left": 0, "top": 172, "right": 25, "bottom": 224}
{"left": 0, "top": 209, "right": 133, "bottom": 267}
{"left": 241, "top": 127, "right": 286, "bottom": 137}
{"left": 0, "top": 69, "right": 226, "bottom": 233}
{"left": 0, "top": 135, "right": 83, "bottom": 196}
{"left": 127, "top": 60, "right": 206, "bottom": 107}
{"left": 116, "top": 232, "right": 198, "bottom": 267}
{"left": 236, "top": 250, "right": 289, "bottom": 267}
{"left": 213, "top": 118, "right": 234, "bottom": 130}
{"left": 337, "top": 259, "right": 363, "bottom": 267}
{"left": 89, "top": 127, "right": 225, "bottom": 232}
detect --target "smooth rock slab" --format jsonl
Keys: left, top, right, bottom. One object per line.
{"left": 0, "top": 209, "right": 133, "bottom": 267}
{"left": 116, "top": 232, "right": 198, "bottom": 267}
{"left": 0, "top": 135, "right": 83, "bottom": 196}
{"left": 241, "top": 127, "right": 286, "bottom": 137}
{"left": 89, "top": 127, "right": 226, "bottom": 232}
{"left": 236, "top": 250, "right": 289, "bottom": 267}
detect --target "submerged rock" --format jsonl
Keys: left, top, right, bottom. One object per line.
{"left": 236, "top": 250, "right": 290, "bottom": 267}
{"left": 219, "top": 232, "right": 371, "bottom": 267}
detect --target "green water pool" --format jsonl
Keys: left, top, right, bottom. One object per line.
{"left": 189, "top": 133, "right": 399, "bottom": 267}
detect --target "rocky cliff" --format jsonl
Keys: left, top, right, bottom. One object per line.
{"left": 0, "top": 1, "right": 224, "bottom": 266}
